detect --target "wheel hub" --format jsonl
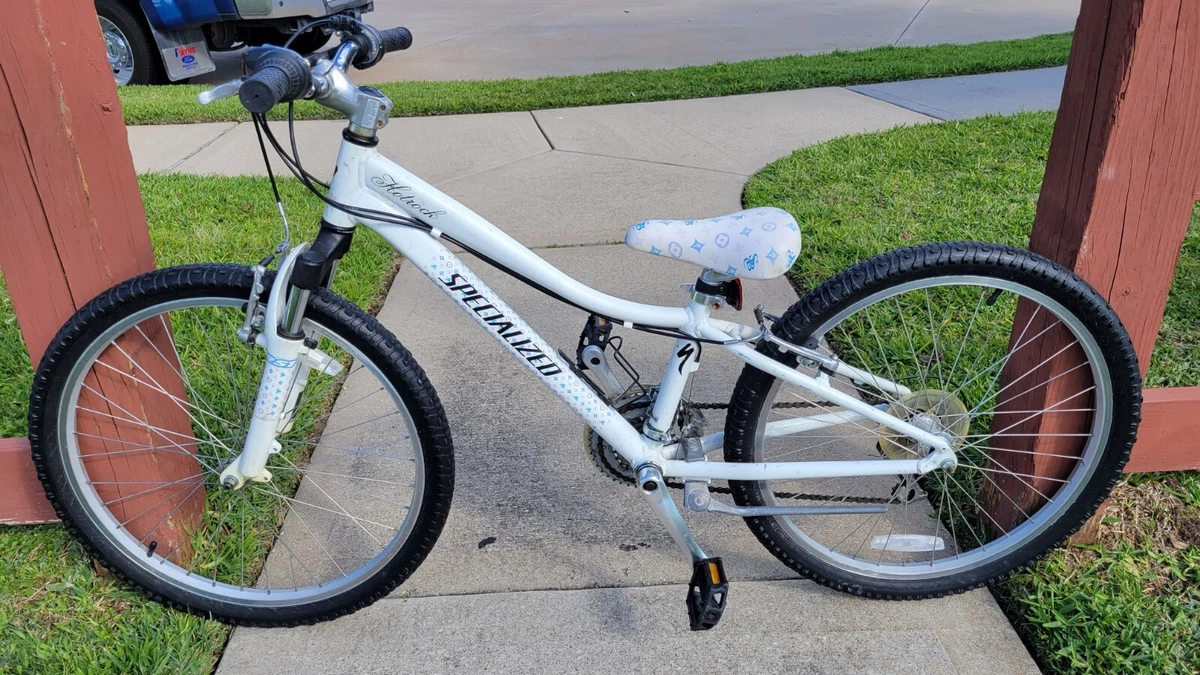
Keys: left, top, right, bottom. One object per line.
{"left": 98, "top": 17, "right": 134, "bottom": 85}
{"left": 877, "top": 389, "right": 970, "bottom": 461}
{"left": 218, "top": 440, "right": 279, "bottom": 490}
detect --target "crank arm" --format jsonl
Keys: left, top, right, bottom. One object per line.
{"left": 637, "top": 465, "right": 707, "bottom": 563}
{"left": 579, "top": 344, "right": 624, "bottom": 398}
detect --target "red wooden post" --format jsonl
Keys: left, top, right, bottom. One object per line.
{"left": 0, "top": 439, "right": 55, "bottom": 524}
{"left": 1127, "top": 387, "right": 1200, "bottom": 472}
{"left": 981, "top": 0, "right": 1200, "bottom": 531}
{"left": 0, "top": 0, "right": 204, "bottom": 548}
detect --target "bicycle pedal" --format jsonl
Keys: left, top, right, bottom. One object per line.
{"left": 686, "top": 557, "right": 728, "bottom": 631}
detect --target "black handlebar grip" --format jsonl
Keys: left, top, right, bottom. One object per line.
{"left": 239, "top": 66, "right": 292, "bottom": 114}
{"left": 239, "top": 46, "right": 314, "bottom": 113}
{"left": 379, "top": 27, "right": 413, "bottom": 54}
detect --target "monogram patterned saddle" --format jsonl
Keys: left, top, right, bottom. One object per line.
{"left": 623, "top": 207, "right": 802, "bottom": 280}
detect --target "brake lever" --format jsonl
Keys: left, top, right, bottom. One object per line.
{"left": 198, "top": 77, "right": 246, "bottom": 105}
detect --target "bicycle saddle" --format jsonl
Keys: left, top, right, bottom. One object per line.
{"left": 623, "top": 208, "right": 801, "bottom": 280}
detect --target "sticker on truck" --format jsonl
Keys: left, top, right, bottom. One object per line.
{"left": 160, "top": 41, "right": 216, "bottom": 81}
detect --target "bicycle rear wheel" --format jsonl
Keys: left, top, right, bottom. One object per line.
{"left": 724, "top": 242, "right": 1140, "bottom": 598}
{"left": 29, "top": 264, "right": 454, "bottom": 625}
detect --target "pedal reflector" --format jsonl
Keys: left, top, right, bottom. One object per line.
{"left": 687, "top": 557, "right": 729, "bottom": 631}
{"left": 707, "top": 561, "right": 721, "bottom": 584}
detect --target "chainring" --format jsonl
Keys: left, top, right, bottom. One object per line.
{"left": 584, "top": 386, "right": 704, "bottom": 485}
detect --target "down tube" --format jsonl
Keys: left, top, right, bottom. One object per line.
{"left": 390, "top": 229, "right": 652, "bottom": 462}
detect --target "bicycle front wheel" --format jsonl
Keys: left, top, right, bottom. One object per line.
{"left": 29, "top": 264, "right": 454, "bottom": 625}
{"left": 724, "top": 242, "right": 1141, "bottom": 599}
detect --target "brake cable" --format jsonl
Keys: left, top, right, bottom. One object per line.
{"left": 250, "top": 39, "right": 773, "bottom": 352}
{"left": 251, "top": 113, "right": 291, "bottom": 260}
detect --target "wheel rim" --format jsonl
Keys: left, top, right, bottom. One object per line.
{"left": 751, "top": 275, "right": 1112, "bottom": 579}
{"left": 98, "top": 17, "right": 135, "bottom": 85}
{"left": 56, "top": 297, "right": 426, "bottom": 606}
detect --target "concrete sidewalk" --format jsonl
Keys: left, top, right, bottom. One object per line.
{"left": 850, "top": 66, "right": 1066, "bottom": 120}
{"left": 127, "top": 75, "right": 1060, "bottom": 673}
{"left": 129, "top": 68, "right": 1063, "bottom": 179}
{"left": 218, "top": 581, "right": 1033, "bottom": 674}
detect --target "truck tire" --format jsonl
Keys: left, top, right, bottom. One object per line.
{"left": 96, "top": 0, "right": 168, "bottom": 85}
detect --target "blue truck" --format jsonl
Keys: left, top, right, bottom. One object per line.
{"left": 96, "top": 0, "right": 373, "bottom": 85}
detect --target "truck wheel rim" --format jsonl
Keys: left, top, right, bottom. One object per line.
{"left": 99, "top": 17, "right": 135, "bottom": 85}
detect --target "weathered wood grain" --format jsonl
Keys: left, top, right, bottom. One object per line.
{"left": 981, "top": 0, "right": 1200, "bottom": 533}
{"left": 0, "top": 0, "right": 204, "bottom": 536}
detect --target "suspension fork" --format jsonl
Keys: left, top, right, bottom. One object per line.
{"left": 220, "top": 227, "right": 352, "bottom": 489}
{"left": 221, "top": 245, "right": 311, "bottom": 488}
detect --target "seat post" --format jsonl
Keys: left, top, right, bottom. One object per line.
{"left": 693, "top": 269, "right": 743, "bottom": 312}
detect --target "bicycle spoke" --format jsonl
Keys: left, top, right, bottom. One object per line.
{"left": 745, "top": 271, "right": 1121, "bottom": 583}
{"left": 269, "top": 485, "right": 350, "bottom": 580}
{"left": 93, "top": 355, "right": 235, "bottom": 429}
{"left": 99, "top": 473, "right": 209, "bottom": 508}
{"left": 945, "top": 288, "right": 986, "bottom": 385}
{"left": 49, "top": 293, "right": 428, "bottom": 608}
{"left": 135, "top": 318, "right": 226, "bottom": 426}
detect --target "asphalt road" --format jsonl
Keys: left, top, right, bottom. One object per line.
{"left": 194, "top": 0, "right": 1079, "bottom": 85}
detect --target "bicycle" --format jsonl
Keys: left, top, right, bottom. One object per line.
{"left": 28, "top": 19, "right": 1142, "bottom": 631}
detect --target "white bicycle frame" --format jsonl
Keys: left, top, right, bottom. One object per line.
{"left": 224, "top": 136, "right": 958, "bottom": 494}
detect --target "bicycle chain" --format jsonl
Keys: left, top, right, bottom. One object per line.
{"left": 585, "top": 397, "right": 892, "bottom": 505}
{"left": 691, "top": 401, "right": 831, "bottom": 410}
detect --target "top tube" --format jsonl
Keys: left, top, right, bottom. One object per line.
{"left": 342, "top": 146, "right": 698, "bottom": 330}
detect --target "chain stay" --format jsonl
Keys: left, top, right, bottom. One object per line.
{"left": 586, "top": 397, "right": 893, "bottom": 505}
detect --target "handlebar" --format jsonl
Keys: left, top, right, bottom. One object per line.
{"left": 238, "top": 46, "right": 312, "bottom": 114}
{"left": 200, "top": 23, "right": 414, "bottom": 114}
{"left": 240, "top": 67, "right": 294, "bottom": 115}
{"left": 325, "top": 23, "right": 412, "bottom": 71}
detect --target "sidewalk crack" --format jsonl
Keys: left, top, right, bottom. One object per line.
{"left": 842, "top": 87, "right": 947, "bottom": 121}
{"left": 434, "top": 148, "right": 553, "bottom": 187}
{"left": 894, "top": 0, "right": 931, "bottom": 46}
{"left": 165, "top": 122, "right": 239, "bottom": 172}
{"left": 530, "top": 111, "right": 556, "bottom": 150}
{"left": 553, "top": 148, "right": 750, "bottom": 177}
{"left": 380, "top": 575, "right": 805, "bottom": 602}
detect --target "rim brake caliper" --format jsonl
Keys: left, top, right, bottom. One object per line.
{"left": 238, "top": 261, "right": 269, "bottom": 346}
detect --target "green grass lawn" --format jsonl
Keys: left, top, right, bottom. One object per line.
{"left": 0, "top": 174, "right": 396, "bottom": 674}
{"left": 744, "top": 112, "right": 1200, "bottom": 673}
{"left": 120, "top": 33, "right": 1072, "bottom": 125}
